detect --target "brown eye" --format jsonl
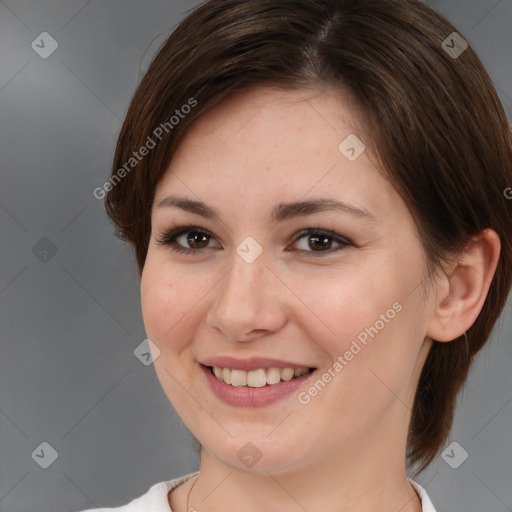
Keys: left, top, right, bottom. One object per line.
{"left": 156, "top": 226, "right": 217, "bottom": 255}
{"left": 156, "top": 225, "right": 352, "bottom": 257}
{"left": 290, "top": 229, "right": 352, "bottom": 257}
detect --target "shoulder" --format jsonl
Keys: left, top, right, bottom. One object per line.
{"left": 76, "top": 471, "right": 199, "bottom": 512}
{"left": 409, "top": 479, "right": 438, "bottom": 512}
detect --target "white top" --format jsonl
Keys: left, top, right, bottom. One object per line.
{"left": 77, "top": 471, "right": 437, "bottom": 511}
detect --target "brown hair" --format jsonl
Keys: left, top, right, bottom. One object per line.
{"left": 105, "top": 0, "right": 512, "bottom": 472}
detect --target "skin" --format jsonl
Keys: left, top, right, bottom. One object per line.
{"left": 140, "top": 84, "right": 500, "bottom": 512}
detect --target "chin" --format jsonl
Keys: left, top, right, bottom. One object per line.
{"left": 201, "top": 431, "right": 311, "bottom": 476}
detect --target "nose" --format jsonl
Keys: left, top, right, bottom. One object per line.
{"left": 206, "top": 248, "right": 287, "bottom": 342}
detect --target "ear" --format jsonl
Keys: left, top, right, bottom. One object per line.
{"left": 426, "top": 228, "right": 501, "bottom": 342}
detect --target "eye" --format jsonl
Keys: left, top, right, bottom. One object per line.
{"left": 155, "top": 224, "right": 217, "bottom": 255}
{"left": 289, "top": 228, "right": 353, "bottom": 257}
{"left": 155, "top": 224, "right": 353, "bottom": 257}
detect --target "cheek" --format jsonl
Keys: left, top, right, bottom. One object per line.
{"left": 290, "top": 270, "right": 422, "bottom": 432}
{"left": 286, "top": 262, "right": 397, "bottom": 352}
{"left": 140, "top": 259, "right": 195, "bottom": 350}
{"left": 288, "top": 254, "right": 424, "bottom": 374}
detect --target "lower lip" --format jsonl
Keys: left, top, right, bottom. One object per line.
{"left": 200, "top": 364, "right": 316, "bottom": 407}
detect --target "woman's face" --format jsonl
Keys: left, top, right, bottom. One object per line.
{"left": 141, "top": 85, "right": 436, "bottom": 475}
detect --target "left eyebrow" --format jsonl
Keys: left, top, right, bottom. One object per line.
{"left": 156, "top": 195, "right": 377, "bottom": 224}
{"left": 270, "top": 198, "right": 377, "bottom": 224}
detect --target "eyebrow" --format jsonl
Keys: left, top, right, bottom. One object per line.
{"left": 156, "top": 195, "right": 377, "bottom": 224}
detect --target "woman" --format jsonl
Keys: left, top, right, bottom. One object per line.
{"left": 80, "top": 0, "right": 512, "bottom": 511}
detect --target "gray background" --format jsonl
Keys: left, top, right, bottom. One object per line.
{"left": 0, "top": 1, "right": 511, "bottom": 511}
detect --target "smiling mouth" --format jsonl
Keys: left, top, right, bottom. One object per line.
{"left": 206, "top": 365, "right": 316, "bottom": 388}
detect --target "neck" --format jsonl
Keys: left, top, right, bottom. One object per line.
{"left": 187, "top": 425, "right": 422, "bottom": 512}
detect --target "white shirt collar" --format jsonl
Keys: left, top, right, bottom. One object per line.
{"left": 409, "top": 478, "right": 437, "bottom": 512}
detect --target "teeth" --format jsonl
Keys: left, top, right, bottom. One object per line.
{"left": 210, "top": 366, "right": 311, "bottom": 387}
{"left": 281, "top": 368, "right": 295, "bottom": 381}
{"left": 230, "top": 369, "right": 246, "bottom": 387}
{"left": 247, "top": 369, "right": 267, "bottom": 388}
{"left": 266, "top": 367, "right": 281, "bottom": 385}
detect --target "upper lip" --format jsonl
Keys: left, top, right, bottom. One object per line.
{"left": 201, "top": 356, "right": 315, "bottom": 372}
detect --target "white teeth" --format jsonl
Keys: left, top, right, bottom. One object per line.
{"left": 222, "top": 367, "right": 231, "bottom": 385}
{"left": 230, "top": 369, "right": 247, "bottom": 387}
{"left": 266, "top": 367, "right": 281, "bottom": 385}
{"left": 247, "top": 369, "right": 267, "bottom": 388}
{"left": 210, "top": 366, "right": 311, "bottom": 387}
{"left": 280, "top": 368, "right": 295, "bottom": 381}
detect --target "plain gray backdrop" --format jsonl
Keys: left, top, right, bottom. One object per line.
{"left": 1, "top": 1, "right": 511, "bottom": 511}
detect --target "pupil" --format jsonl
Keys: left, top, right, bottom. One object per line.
{"left": 188, "top": 232, "right": 208, "bottom": 248}
{"left": 310, "top": 234, "right": 330, "bottom": 250}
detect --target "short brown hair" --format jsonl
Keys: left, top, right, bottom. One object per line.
{"left": 105, "top": 0, "right": 512, "bottom": 472}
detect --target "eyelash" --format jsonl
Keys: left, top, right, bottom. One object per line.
{"left": 155, "top": 223, "right": 354, "bottom": 258}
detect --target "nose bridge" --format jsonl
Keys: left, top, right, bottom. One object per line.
{"left": 207, "top": 243, "right": 285, "bottom": 340}
{"left": 219, "top": 246, "right": 268, "bottom": 311}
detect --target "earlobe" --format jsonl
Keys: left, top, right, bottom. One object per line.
{"left": 426, "top": 229, "right": 501, "bottom": 343}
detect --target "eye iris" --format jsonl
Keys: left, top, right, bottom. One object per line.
{"left": 309, "top": 235, "right": 331, "bottom": 249}
{"left": 187, "top": 231, "right": 209, "bottom": 249}
{"left": 309, "top": 234, "right": 332, "bottom": 251}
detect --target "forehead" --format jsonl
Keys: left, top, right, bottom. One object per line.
{"left": 177, "top": 84, "right": 365, "bottom": 153}
{"left": 154, "top": 85, "right": 406, "bottom": 226}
